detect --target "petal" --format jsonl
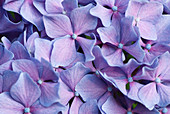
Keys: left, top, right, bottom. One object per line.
{"left": 69, "top": 97, "right": 83, "bottom": 114}
{"left": 79, "top": 100, "right": 99, "bottom": 114}
{"left": 157, "top": 84, "right": 170, "bottom": 107}
{"left": 123, "top": 40, "right": 145, "bottom": 62}
{"left": 9, "top": 41, "right": 30, "bottom": 60}
{"left": 3, "top": 70, "right": 20, "bottom": 92}
{"left": 0, "top": 45, "right": 13, "bottom": 65}
{"left": 12, "top": 59, "right": 39, "bottom": 81}
{"left": 45, "top": 0, "right": 63, "bottom": 14}
{"left": 102, "top": 96, "right": 127, "bottom": 114}
{"left": 10, "top": 72, "right": 41, "bottom": 107}
{"left": 138, "top": 82, "right": 160, "bottom": 110}
{"left": 32, "top": 100, "right": 67, "bottom": 114}
{"left": 90, "top": 3, "right": 113, "bottom": 27}
{"left": 0, "top": 92, "right": 24, "bottom": 114}
{"left": 70, "top": 4, "right": 97, "bottom": 35}
{"left": 35, "top": 38, "right": 52, "bottom": 62}
{"left": 76, "top": 37, "right": 95, "bottom": 62}
{"left": 75, "top": 74, "right": 107, "bottom": 101}
{"left": 95, "top": 0, "right": 115, "bottom": 6}
{"left": 51, "top": 37, "right": 77, "bottom": 67}
{"left": 60, "top": 62, "right": 90, "bottom": 91}
{"left": 97, "top": 26, "right": 118, "bottom": 45}
{"left": 62, "top": 0, "right": 78, "bottom": 13}
{"left": 1, "top": 36, "right": 11, "bottom": 50}
{"left": 137, "top": 21, "right": 157, "bottom": 40}
{"left": 43, "top": 14, "right": 73, "bottom": 38}
{"left": 39, "top": 82, "right": 59, "bottom": 107}
{"left": 20, "top": 0, "right": 43, "bottom": 31}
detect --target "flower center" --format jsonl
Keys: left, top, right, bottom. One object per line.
{"left": 128, "top": 77, "right": 133, "bottom": 83}
{"left": 72, "top": 34, "right": 77, "bottom": 39}
{"left": 24, "top": 108, "right": 30, "bottom": 113}
{"left": 74, "top": 91, "right": 80, "bottom": 97}
{"left": 155, "top": 77, "right": 161, "bottom": 83}
{"left": 107, "top": 87, "right": 112, "bottom": 92}
{"left": 95, "top": 70, "right": 100, "bottom": 75}
{"left": 112, "top": 6, "right": 118, "bottom": 11}
{"left": 127, "top": 111, "right": 132, "bottom": 114}
{"left": 162, "top": 108, "right": 168, "bottom": 113}
{"left": 146, "top": 44, "right": 151, "bottom": 50}
{"left": 37, "top": 80, "right": 43, "bottom": 85}
{"left": 118, "top": 43, "right": 123, "bottom": 49}
{"left": 62, "top": 10, "right": 66, "bottom": 15}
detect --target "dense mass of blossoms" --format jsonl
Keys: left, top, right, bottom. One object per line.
{"left": 0, "top": 0, "right": 170, "bottom": 113}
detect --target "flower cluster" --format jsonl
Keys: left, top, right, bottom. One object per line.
{"left": 0, "top": 0, "right": 170, "bottom": 113}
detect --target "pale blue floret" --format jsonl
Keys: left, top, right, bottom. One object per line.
{"left": 37, "top": 80, "right": 43, "bottom": 84}
{"left": 74, "top": 91, "right": 80, "bottom": 97}
{"left": 118, "top": 43, "right": 123, "bottom": 49}
{"left": 107, "top": 87, "right": 112, "bottom": 92}
{"left": 162, "top": 108, "right": 168, "bottom": 113}
{"left": 155, "top": 77, "right": 161, "bottom": 83}
{"left": 127, "top": 111, "right": 132, "bottom": 114}
{"left": 24, "top": 108, "right": 30, "bottom": 113}
{"left": 146, "top": 44, "right": 151, "bottom": 50}
{"left": 72, "top": 34, "right": 77, "bottom": 39}
{"left": 112, "top": 6, "right": 118, "bottom": 12}
{"left": 128, "top": 77, "right": 133, "bottom": 83}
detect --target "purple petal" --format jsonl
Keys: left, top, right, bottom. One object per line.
{"left": 51, "top": 37, "right": 77, "bottom": 67}
{"left": 1, "top": 36, "right": 11, "bottom": 49}
{"left": 69, "top": 97, "right": 83, "bottom": 114}
{"left": 70, "top": 4, "right": 97, "bottom": 35}
{"left": 39, "top": 82, "right": 59, "bottom": 107}
{"left": 43, "top": 14, "right": 73, "bottom": 38}
{"left": 12, "top": 59, "right": 39, "bottom": 81}
{"left": 76, "top": 37, "right": 95, "bottom": 62}
{"left": 102, "top": 96, "right": 127, "bottom": 114}
{"left": 60, "top": 62, "right": 90, "bottom": 91}
{"left": 62, "top": 0, "right": 78, "bottom": 13}
{"left": 10, "top": 72, "right": 41, "bottom": 107}
{"left": 138, "top": 82, "right": 160, "bottom": 110}
{"left": 9, "top": 41, "right": 30, "bottom": 60}
{"left": 45, "top": 0, "right": 64, "bottom": 14}
{"left": 0, "top": 92, "right": 24, "bottom": 113}
{"left": 75, "top": 74, "right": 107, "bottom": 101}
{"left": 79, "top": 100, "right": 99, "bottom": 114}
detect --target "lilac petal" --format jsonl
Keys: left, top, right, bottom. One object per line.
{"left": 60, "top": 62, "right": 90, "bottom": 91}
{"left": 40, "top": 82, "right": 59, "bottom": 107}
{"left": 69, "top": 97, "right": 83, "bottom": 114}
{"left": 79, "top": 100, "right": 99, "bottom": 114}
{"left": 12, "top": 59, "right": 39, "bottom": 81}
{"left": 33, "top": 0, "right": 47, "bottom": 15}
{"left": 97, "top": 26, "right": 118, "bottom": 45}
{"left": 3, "top": 0, "right": 24, "bottom": 13}
{"left": 43, "top": 14, "right": 73, "bottom": 38}
{"left": 10, "top": 72, "right": 41, "bottom": 107}
{"left": 58, "top": 80, "right": 74, "bottom": 105}
{"left": 51, "top": 37, "right": 77, "bottom": 67}
{"left": 92, "top": 46, "right": 108, "bottom": 70}
{"left": 75, "top": 74, "right": 107, "bottom": 101}
{"left": 0, "top": 92, "right": 24, "bottom": 114}
{"left": 62, "top": 0, "right": 78, "bottom": 13}
{"left": 102, "top": 96, "right": 127, "bottom": 114}
{"left": 1, "top": 36, "right": 11, "bottom": 49}
{"left": 137, "top": 21, "right": 157, "bottom": 40}
{"left": 32, "top": 100, "right": 67, "bottom": 114}
{"left": 95, "top": 0, "right": 115, "bottom": 6}
{"left": 90, "top": 3, "right": 112, "bottom": 27}
{"left": 115, "top": 0, "right": 130, "bottom": 13}
{"left": 157, "top": 84, "right": 170, "bottom": 107}
{"left": 3, "top": 70, "right": 20, "bottom": 92}
{"left": 0, "top": 75, "right": 2, "bottom": 93}
{"left": 0, "top": 61, "right": 13, "bottom": 74}
{"left": 123, "top": 40, "right": 144, "bottom": 62}
{"left": 0, "top": 45, "right": 14, "bottom": 65}
{"left": 70, "top": 4, "right": 97, "bottom": 35}
{"left": 20, "top": 0, "right": 43, "bottom": 31}
{"left": 102, "top": 45, "right": 123, "bottom": 66}
{"left": 138, "top": 2, "right": 163, "bottom": 23}
{"left": 45, "top": 0, "right": 63, "bottom": 14}
{"left": 76, "top": 37, "right": 95, "bottom": 62}
{"left": 128, "top": 82, "right": 143, "bottom": 103}
{"left": 35, "top": 38, "right": 52, "bottom": 62}
{"left": 40, "top": 58, "right": 59, "bottom": 81}
{"left": 138, "top": 82, "right": 160, "bottom": 110}
{"left": 120, "top": 17, "right": 138, "bottom": 44}
{"left": 9, "top": 41, "right": 30, "bottom": 60}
